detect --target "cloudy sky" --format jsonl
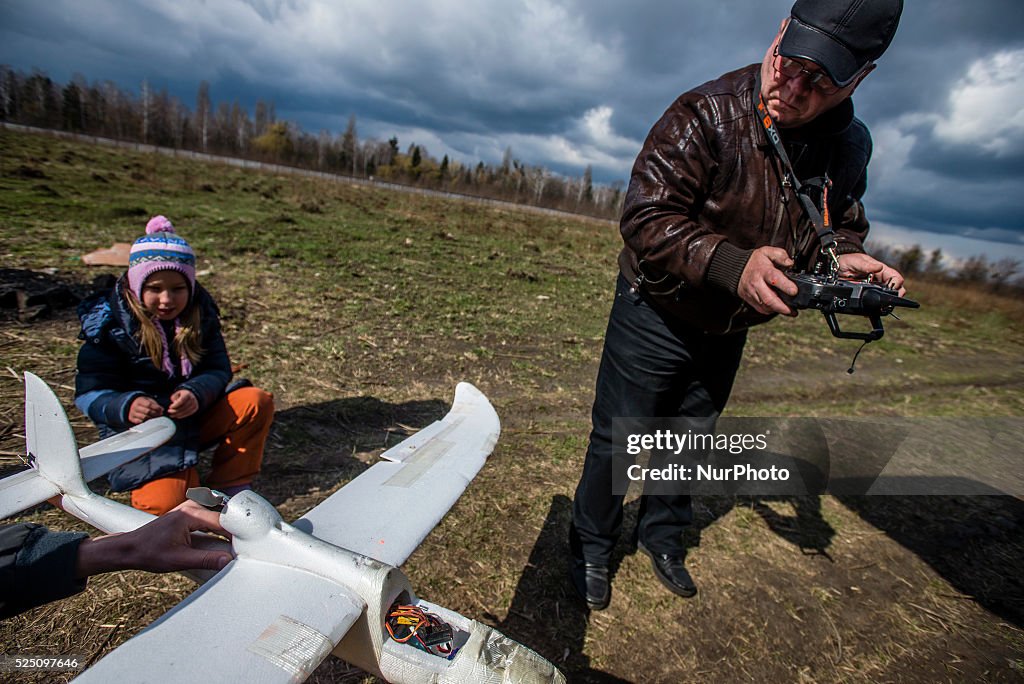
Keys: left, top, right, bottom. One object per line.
{"left": 2, "top": 0, "right": 1023, "bottom": 264}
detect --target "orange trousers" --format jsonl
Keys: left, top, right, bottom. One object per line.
{"left": 130, "top": 387, "right": 274, "bottom": 515}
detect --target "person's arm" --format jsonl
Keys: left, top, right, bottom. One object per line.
{"left": 831, "top": 194, "right": 871, "bottom": 256}
{"left": 620, "top": 94, "right": 730, "bottom": 290}
{"left": 75, "top": 343, "right": 146, "bottom": 430}
{"left": 75, "top": 500, "right": 232, "bottom": 576}
{"left": 737, "top": 247, "right": 798, "bottom": 316}
{"left": 743, "top": 202, "right": 904, "bottom": 317}
{"left": 1, "top": 523, "right": 87, "bottom": 619}
{"left": 0, "top": 501, "right": 233, "bottom": 620}
{"left": 815, "top": 128, "right": 906, "bottom": 293}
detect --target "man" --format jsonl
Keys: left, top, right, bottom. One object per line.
{"left": 1, "top": 499, "right": 232, "bottom": 619}
{"left": 570, "top": 0, "right": 905, "bottom": 610}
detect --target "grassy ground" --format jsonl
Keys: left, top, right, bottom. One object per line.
{"left": 1, "top": 128, "right": 1022, "bottom": 683}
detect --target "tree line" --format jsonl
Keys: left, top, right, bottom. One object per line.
{"left": 0, "top": 66, "right": 625, "bottom": 219}
{"left": 3, "top": 66, "right": 1018, "bottom": 286}
{"left": 865, "top": 242, "right": 1023, "bottom": 293}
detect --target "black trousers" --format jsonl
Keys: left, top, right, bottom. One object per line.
{"left": 571, "top": 275, "right": 747, "bottom": 563}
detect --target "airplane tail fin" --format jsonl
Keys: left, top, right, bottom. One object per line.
{"left": 24, "top": 371, "right": 91, "bottom": 498}
{"left": 5, "top": 375, "right": 218, "bottom": 575}
{"left": 0, "top": 373, "right": 175, "bottom": 523}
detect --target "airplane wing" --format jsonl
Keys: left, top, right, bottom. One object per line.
{"left": 77, "top": 419, "right": 177, "bottom": 481}
{"left": 74, "top": 558, "right": 365, "bottom": 684}
{"left": 293, "top": 382, "right": 500, "bottom": 566}
{"left": 0, "top": 468, "right": 61, "bottom": 520}
{"left": 9, "top": 375, "right": 563, "bottom": 683}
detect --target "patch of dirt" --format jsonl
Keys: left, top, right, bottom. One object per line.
{"left": 731, "top": 350, "right": 1024, "bottom": 410}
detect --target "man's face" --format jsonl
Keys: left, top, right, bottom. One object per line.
{"left": 759, "top": 20, "right": 868, "bottom": 128}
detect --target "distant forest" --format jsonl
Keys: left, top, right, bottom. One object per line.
{"left": 0, "top": 66, "right": 624, "bottom": 220}
{"left": 1, "top": 66, "right": 1020, "bottom": 290}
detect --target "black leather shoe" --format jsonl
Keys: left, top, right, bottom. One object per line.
{"left": 638, "top": 542, "right": 697, "bottom": 598}
{"left": 570, "top": 558, "right": 610, "bottom": 610}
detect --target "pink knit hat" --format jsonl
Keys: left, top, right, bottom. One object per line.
{"left": 126, "top": 216, "right": 196, "bottom": 301}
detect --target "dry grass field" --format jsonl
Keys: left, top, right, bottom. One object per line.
{"left": 2, "top": 128, "right": 1022, "bottom": 682}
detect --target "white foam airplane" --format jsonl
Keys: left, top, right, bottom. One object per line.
{"left": 1, "top": 373, "right": 564, "bottom": 684}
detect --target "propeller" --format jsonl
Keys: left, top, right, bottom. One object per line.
{"left": 186, "top": 486, "right": 230, "bottom": 510}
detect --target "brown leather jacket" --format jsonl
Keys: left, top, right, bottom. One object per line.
{"left": 619, "top": 64, "right": 871, "bottom": 334}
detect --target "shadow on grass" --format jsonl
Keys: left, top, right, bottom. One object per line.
{"left": 496, "top": 488, "right": 1024, "bottom": 683}
{"left": 496, "top": 493, "right": 831, "bottom": 682}
{"left": 253, "top": 395, "right": 449, "bottom": 507}
{"left": 494, "top": 494, "right": 836, "bottom": 682}
{"left": 835, "top": 491, "right": 1024, "bottom": 627}
{"left": 493, "top": 489, "right": 1022, "bottom": 684}
{"left": 498, "top": 494, "right": 632, "bottom": 683}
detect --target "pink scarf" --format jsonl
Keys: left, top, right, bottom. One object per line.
{"left": 153, "top": 316, "right": 193, "bottom": 378}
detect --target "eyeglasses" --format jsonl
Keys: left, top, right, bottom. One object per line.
{"left": 772, "top": 48, "right": 842, "bottom": 95}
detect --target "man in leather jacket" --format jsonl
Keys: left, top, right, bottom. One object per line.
{"left": 570, "top": 0, "right": 906, "bottom": 609}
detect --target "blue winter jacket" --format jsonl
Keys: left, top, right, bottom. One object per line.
{"left": 75, "top": 277, "right": 232, "bottom": 491}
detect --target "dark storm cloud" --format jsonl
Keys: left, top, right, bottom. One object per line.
{"left": 1, "top": 0, "right": 1022, "bottom": 259}
{"left": 909, "top": 139, "right": 1024, "bottom": 183}
{"left": 856, "top": 1, "right": 1024, "bottom": 119}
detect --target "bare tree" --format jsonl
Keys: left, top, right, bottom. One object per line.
{"left": 530, "top": 166, "right": 549, "bottom": 204}
{"left": 140, "top": 79, "right": 152, "bottom": 143}
{"left": 196, "top": 81, "right": 211, "bottom": 152}
{"left": 317, "top": 129, "right": 331, "bottom": 169}
{"left": 230, "top": 101, "right": 249, "bottom": 152}
{"left": 989, "top": 258, "right": 1020, "bottom": 292}
{"left": 342, "top": 114, "right": 358, "bottom": 175}
{"left": 924, "top": 248, "right": 945, "bottom": 278}
{"left": 254, "top": 99, "right": 271, "bottom": 137}
{"left": 61, "top": 81, "right": 84, "bottom": 131}
{"left": 578, "top": 165, "right": 593, "bottom": 207}
{"left": 957, "top": 255, "right": 989, "bottom": 284}
{"left": 896, "top": 244, "right": 924, "bottom": 277}
{"left": 0, "top": 65, "right": 12, "bottom": 120}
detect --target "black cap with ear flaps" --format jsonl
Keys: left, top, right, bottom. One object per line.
{"left": 780, "top": 0, "right": 903, "bottom": 87}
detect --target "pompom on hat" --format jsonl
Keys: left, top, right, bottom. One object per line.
{"left": 127, "top": 216, "right": 197, "bottom": 302}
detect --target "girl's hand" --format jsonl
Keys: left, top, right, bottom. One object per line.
{"left": 128, "top": 396, "right": 164, "bottom": 424}
{"left": 168, "top": 389, "right": 199, "bottom": 419}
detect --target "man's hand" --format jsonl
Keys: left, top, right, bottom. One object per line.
{"left": 738, "top": 246, "right": 798, "bottom": 315}
{"left": 168, "top": 389, "right": 199, "bottom": 419}
{"left": 75, "top": 500, "right": 233, "bottom": 578}
{"left": 836, "top": 253, "right": 907, "bottom": 296}
{"left": 128, "top": 396, "right": 164, "bottom": 424}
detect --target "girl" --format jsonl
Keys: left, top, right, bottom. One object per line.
{"left": 75, "top": 216, "right": 274, "bottom": 515}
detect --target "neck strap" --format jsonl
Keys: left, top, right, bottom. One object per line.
{"left": 754, "top": 85, "right": 839, "bottom": 274}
